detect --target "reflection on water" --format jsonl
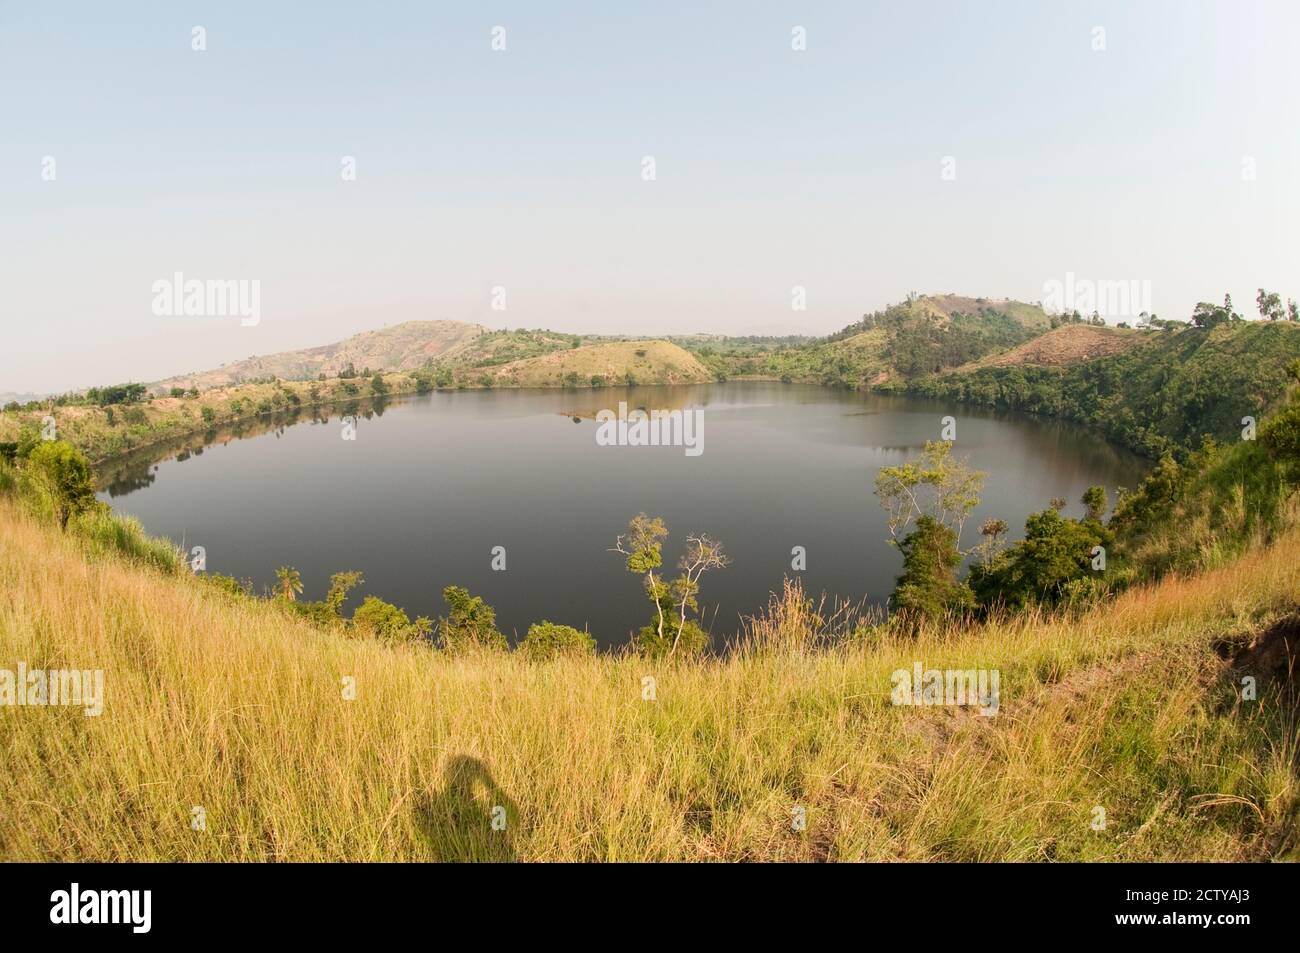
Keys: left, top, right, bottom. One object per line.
{"left": 100, "top": 383, "right": 1150, "bottom": 649}
{"left": 99, "top": 395, "right": 394, "bottom": 495}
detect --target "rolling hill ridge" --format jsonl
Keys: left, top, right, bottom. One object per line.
{"left": 151, "top": 320, "right": 486, "bottom": 394}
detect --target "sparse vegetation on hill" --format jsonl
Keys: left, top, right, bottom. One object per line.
{"left": 964, "top": 323, "right": 1147, "bottom": 370}
{"left": 473, "top": 340, "right": 712, "bottom": 389}
{"left": 149, "top": 320, "right": 485, "bottom": 394}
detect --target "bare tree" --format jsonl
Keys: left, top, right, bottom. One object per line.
{"left": 670, "top": 534, "right": 730, "bottom": 654}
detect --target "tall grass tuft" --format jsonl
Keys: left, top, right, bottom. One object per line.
{"left": 73, "top": 506, "right": 185, "bottom": 574}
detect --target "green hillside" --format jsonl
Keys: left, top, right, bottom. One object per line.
{"left": 905, "top": 321, "right": 1300, "bottom": 457}
{"left": 681, "top": 294, "right": 1051, "bottom": 387}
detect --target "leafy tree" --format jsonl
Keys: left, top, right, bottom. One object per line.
{"left": 1257, "top": 288, "right": 1285, "bottom": 322}
{"left": 1081, "top": 485, "right": 1108, "bottom": 523}
{"left": 325, "top": 570, "right": 364, "bottom": 616}
{"left": 518, "top": 621, "right": 595, "bottom": 661}
{"left": 370, "top": 373, "right": 389, "bottom": 395}
{"left": 973, "top": 517, "right": 1009, "bottom": 567}
{"left": 890, "top": 516, "right": 974, "bottom": 623}
{"left": 874, "top": 441, "right": 985, "bottom": 546}
{"left": 85, "top": 382, "right": 147, "bottom": 406}
{"left": 612, "top": 513, "right": 669, "bottom": 646}
{"left": 1191, "top": 295, "right": 1240, "bottom": 329}
{"left": 970, "top": 508, "right": 1109, "bottom": 611}
{"left": 1109, "top": 452, "right": 1185, "bottom": 537}
{"left": 438, "top": 586, "right": 507, "bottom": 651}
{"left": 26, "top": 440, "right": 96, "bottom": 529}
{"left": 275, "top": 566, "right": 303, "bottom": 602}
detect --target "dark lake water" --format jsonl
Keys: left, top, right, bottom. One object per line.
{"left": 100, "top": 383, "right": 1150, "bottom": 649}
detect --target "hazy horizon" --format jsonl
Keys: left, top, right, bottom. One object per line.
{"left": 4, "top": 0, "right": 1298, "bottom": 394}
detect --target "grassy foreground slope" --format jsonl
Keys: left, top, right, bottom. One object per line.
{"left": 1, "top": 494, "right": 1296, "bottom": 861}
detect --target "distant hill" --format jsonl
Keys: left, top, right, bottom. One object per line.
{"left": 903, "top": 293, "right": 1052, "bottom": 330}
{"left": 681, "top": 294, "right": 1053, "bottom": 387}
{"left": 150, "top": 320, "right": 485, "bottom": 394}
{"left": 0, "top": 391, "right": 50, "bottom": 407}
{"left": 481, "top": 340, "right": 712, "bottom": 388}
{"left": 140, "top": 294, "right": 1053, "bottom": 397}
{"left": 11, "top": 292, "right": 1300, "bottom": 466}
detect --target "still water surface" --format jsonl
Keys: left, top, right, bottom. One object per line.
{"left": 101, "top": 383, "right": 1150, "bottom": 649}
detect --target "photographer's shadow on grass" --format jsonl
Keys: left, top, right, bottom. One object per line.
{"left": 415, "top": 756, "right": 519, "bottom": 862}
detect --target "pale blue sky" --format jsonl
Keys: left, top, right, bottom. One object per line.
{"left": 2, "top": 1, "right": 1297, "bottom": 393}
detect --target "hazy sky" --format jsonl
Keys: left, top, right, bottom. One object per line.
{"left": 2, "top": 1, "right": 1297, "bottom": 394}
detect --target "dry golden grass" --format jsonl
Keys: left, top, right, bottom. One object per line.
{"left": 1, "top": 499, "right": 1297, "bottom": 861}
{"left": 964, "top": 324, "right": 1146, "bottom": 371}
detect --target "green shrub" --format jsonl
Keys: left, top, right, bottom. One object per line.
{"left": 26, "top": 440, "right": 96, "bottom": 529}
{"left": 205, "top": 573, "right": 252, "bottom": 598}
{"left": 74, "top": 508, "right": 184, "bottom": 573}
{"left": 519, "top": 621, "right": 595, "bottom": 661}
{"left": 970, "top": 509, "right": 1107, "bottom": 612}
{"left": 353, "top": 595, "right": 432, "bottom": 642}
{"left": 890, "top": 515, "right": 974, "bottom": 623}
{"left": 638, "top": 618, "right": 709, "bottom": 657}
{"left": 438, "top": 586, "right": 507, "bottom": 651}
